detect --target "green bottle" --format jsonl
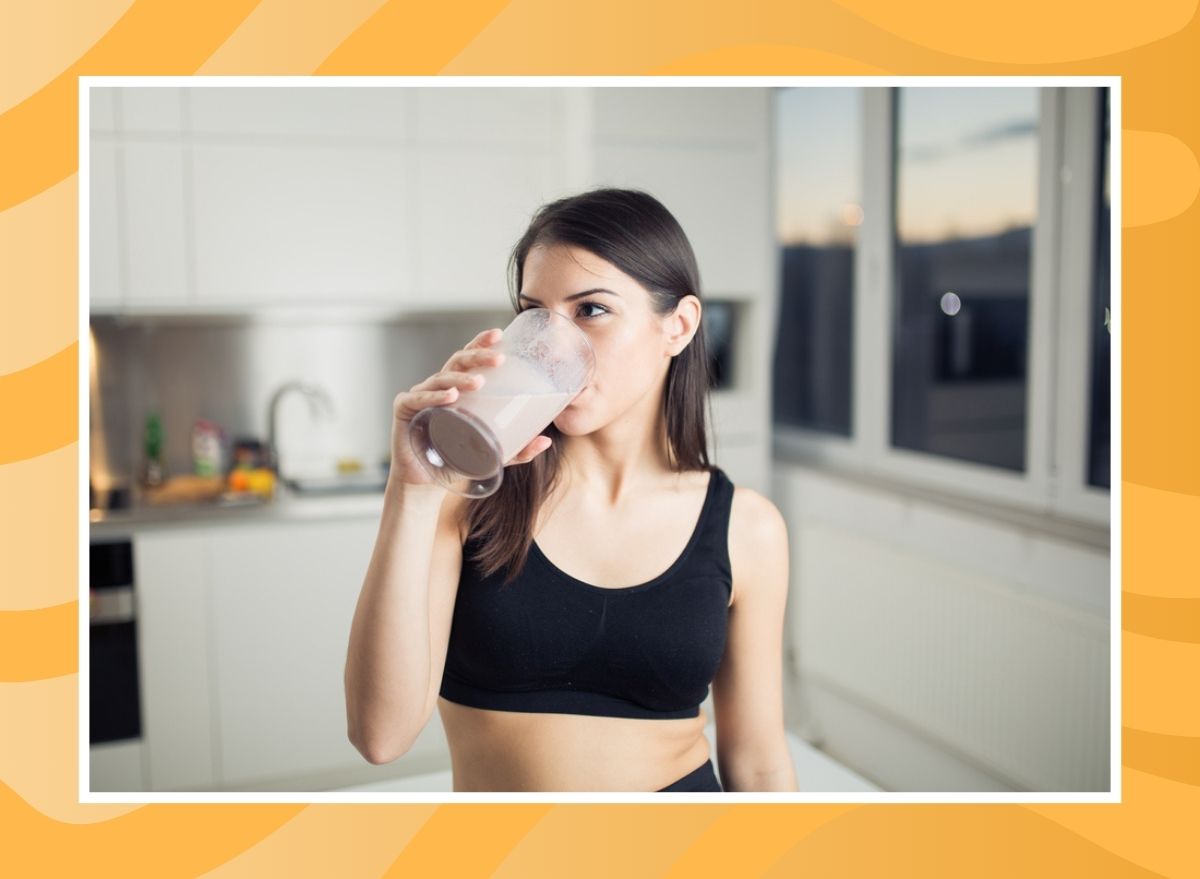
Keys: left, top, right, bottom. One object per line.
{"left": 142, "top": 411, "right": 165, "bottom": 488}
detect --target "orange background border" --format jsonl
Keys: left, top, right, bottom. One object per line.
{"left": 2, "top": 1, "right": 1197, "bottom": 875}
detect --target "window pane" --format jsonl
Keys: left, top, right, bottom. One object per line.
{"left": 891, "top": 87, "right": 1039, "bottom": 472}
{"left": 772, "top": 88, "right": 859, "bottom": 436}
{"left": 1087, "top": 88, "right": 1111, "bottom": 490}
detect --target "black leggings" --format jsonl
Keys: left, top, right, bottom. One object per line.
{"left": 657, "top": 759, "right": 722, "bottom": 792}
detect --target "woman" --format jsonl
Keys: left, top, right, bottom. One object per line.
{"left": 345, "top": 188, "right": 797, "bottom": 792}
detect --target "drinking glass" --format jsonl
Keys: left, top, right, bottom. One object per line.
{"left": 408, "top": 308, "right": 595, "bottom": 498}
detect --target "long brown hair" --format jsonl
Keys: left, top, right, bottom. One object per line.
{"left": 464, "top": 188, "right": 715, "bottom": 586}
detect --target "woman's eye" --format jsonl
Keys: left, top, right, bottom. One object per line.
{"left": 516, "top": 303, "right": 607, "bottom": 318}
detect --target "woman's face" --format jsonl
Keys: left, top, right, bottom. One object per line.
{"left": 516, "top": 243, "right": 697, "bottom": 436}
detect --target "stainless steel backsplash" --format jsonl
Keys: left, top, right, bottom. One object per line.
{"left": 89, "top": 310, "right": 514, "bottom": 488}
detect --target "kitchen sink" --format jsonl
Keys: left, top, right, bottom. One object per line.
{"left": 283, "top": 470, "right": 388, "bottom": 495}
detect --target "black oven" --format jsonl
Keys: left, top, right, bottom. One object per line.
{"left": 89, "top": 538, "right": 142, "bottom": 744}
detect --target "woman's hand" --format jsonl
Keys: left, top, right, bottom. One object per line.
{"left": 389, "top": 327, "right": 554, "bottom": 489}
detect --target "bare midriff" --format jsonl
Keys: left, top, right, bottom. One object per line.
{"left": 437, "top": 697, "right": 711, "bottom": 792}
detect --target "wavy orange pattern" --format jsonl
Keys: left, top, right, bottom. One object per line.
{"left": 0, "top": 0, "right": 1196, "bottom": 875}
{"left": 0, "top": 602, "right": 77, "bottom": 682}
{"left": 0, "top": 343, "right": 77, "bottom": 465}
{"left": 0, "top": 0, "right": 260, "bottom": 212}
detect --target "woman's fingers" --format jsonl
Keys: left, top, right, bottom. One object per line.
{"left": 508, "top": 435, "right": 551, "bottom": 465}
{"left": 472, "top": 327, "right": 502, "bottom": 348}
{"left": 412, "top": 370, "right": 485, "bottom": 392}
{"left": 463, "top": 327, "right": 500, "bottom": 350}
{"left": 442, "top": 335, "right": 505, "bottom": 373}
{"left": 394, "top": 386, "right": 460, "bottom": 415}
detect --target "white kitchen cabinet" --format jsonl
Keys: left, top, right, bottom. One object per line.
{"left": 94, "top": 86, "right": 773, "bottom": 316}
{"left": 89, "top": 88, "right": 118, "bottom": 134}
{"left": 205, "top": 518, "right": 448, "bottom": 787}
{"left": 413, "top": 146, "right": 568, "bottom": 309}
{"left": 404, "top": 88, "right": 570, "bottom": 310}
{"left": 586, "top": 87, "right": 772, "bottom": 300}
{"left": 120, "top": 87, "right": 184, "bottom": 134}
{"left": 90, "top": 739, "right": 147, "bottom": 792}
{"left": 89, "top": 142, "right": 122, "bottom": 309}
{"left": 593, "top": 87, "right": 770, "bottom": 147}
{"left": 122, "top": 141, "right": 190, "bottom": 306}
{"left": 593, "top": 143, "right": 772, "bottom": 298}
{"left": 413, "top": 87, "right": 565, "bottom": 147}
{"left": 134, "top": 530, "right": 216, "bottom": 791}
{"left": 127, "top": 516, "right": 452, "bottom": 792}
{"left": 189, "top": 87, "right": 407, "bottom": 140}
{"left": 206, "top": 519, "right": 369, "bottom": 786}
{"left": 191, "top": 143, "right": 411, "bottom": 306}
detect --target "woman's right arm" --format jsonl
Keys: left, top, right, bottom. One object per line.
{"left": 343, "top": 326, "right": 553, "bottom": 764}
{"left": 344, "top": 479, "right": 459, "bottom": 764}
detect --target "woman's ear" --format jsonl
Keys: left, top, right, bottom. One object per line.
{"left": 664, "top": 295, "right": 702, "bottom": 357}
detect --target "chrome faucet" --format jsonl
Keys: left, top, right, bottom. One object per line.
{"left": 266, "top": 380, "right": 336, "bottom": 475}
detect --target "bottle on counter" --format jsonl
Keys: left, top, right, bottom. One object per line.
{"left": 141, "top": 411, "right": 165, "bottom": 488}
{"left": 191, "top": 419, "right": 226, "bottom": 477}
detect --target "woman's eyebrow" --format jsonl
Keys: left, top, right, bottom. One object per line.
{"left": 518, "top": 288, "right": 621, "bottom": 305}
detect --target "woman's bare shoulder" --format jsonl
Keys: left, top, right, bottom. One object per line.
{"left": 728, "top": 484, "right": 787, "bottom": 543}
{"left": 727, "top": 483, "right": 789, "bottom": 607}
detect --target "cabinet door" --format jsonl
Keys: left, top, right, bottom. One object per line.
{"left": 120, "top": 87, "right": 185, "bottom": 134}
{"left": 413, "top": 147, "right": 567, "bottom": 309}
{"left": 90, "top": 740, "right": 147, "bottom": 792}
{"left": 89, "top": 142, "right": 122, "bottom": 309}
{"left": 191, "top": 143, "right": 411, "bottom": 306}
{"left": 134, "top": 530, "right": 216, "bottom": 791}
{"left": 412, "top": 89, "right": 569, "bottom": 309}
{"left": 122, "top": 142, "right": 190, "bottom": 306}
{"left": 413, "top": 87, "right": 564, "bottom": 147}
{"left": 89, "top": 89, "right": 189, "bottom": 311}
{"left": 593, "top": 144, "right": 772, "bottom": 298}
{"left": 206, "top": 518, "right": 447, "bottom": 787}
{"left": 189, "top": 87, "right": 406, "bottom": 140}
{"left": 593, "top": 87, "right": 769, "bottom": 147}
{"left": 89, "top": 87, "right": 119, "bottom": 134}
{"left": 588, "top": 87, "right": 772, "bottom": 298}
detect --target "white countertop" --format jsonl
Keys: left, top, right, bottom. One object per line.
{"left": 89, "top": 482, "right": 387, "bottom": 539}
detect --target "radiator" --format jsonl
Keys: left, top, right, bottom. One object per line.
{"left": 792, "top": 522, "right": 1111, "bottom": 792}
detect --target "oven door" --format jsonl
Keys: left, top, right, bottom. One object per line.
{"left": 90, "top": 540, "right": 142, "bottom": 744}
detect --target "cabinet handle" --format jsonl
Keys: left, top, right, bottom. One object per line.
{"left": 90, "top": 586, "right": 135, "bottom": 625}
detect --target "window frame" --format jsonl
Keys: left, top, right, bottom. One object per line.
{"left": 1053, "top": 86, "right": 1113, "bottom": 523}
{"left": 772, "top": 84, "right": 1114, "bottom": 534}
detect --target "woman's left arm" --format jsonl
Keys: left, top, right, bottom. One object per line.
{"left": 710, "top": 487, "right": 799, "bottom": 792}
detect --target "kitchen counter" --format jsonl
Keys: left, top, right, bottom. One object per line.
{"left": 89, "top": 482, "right": 389, "bottom": 539}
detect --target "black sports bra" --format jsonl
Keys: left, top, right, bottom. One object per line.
{"left": 439, "top": 466, "right": 735, "bottom": 720}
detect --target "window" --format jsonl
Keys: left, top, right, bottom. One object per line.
{"left": 771, "top": 85, "right": 1112, "bottom": 526}
{"left": 772, "top": 88, "right": 860, "bottom": 436}
{"left": 891, "top": 87, "right": 1039, "bottom": 473}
